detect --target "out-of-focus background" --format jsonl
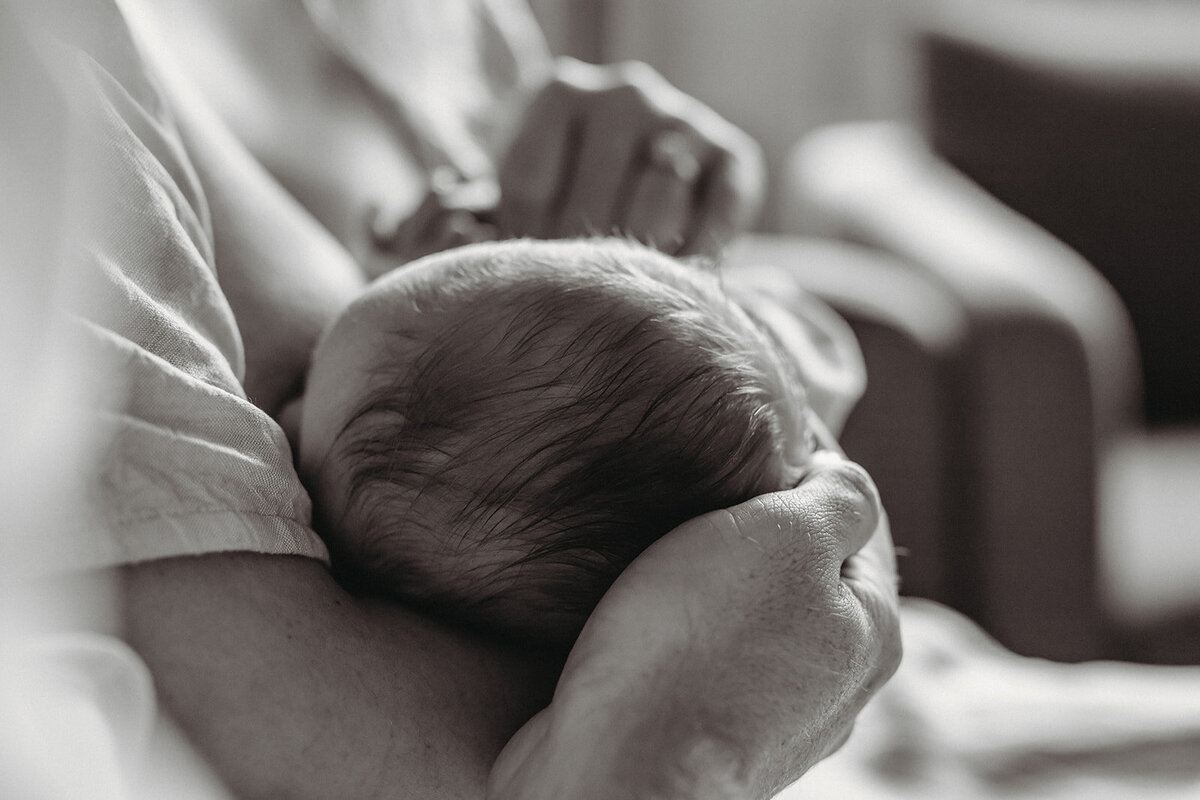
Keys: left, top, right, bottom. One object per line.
{"left": 533, "top": 0, "right": 1200, "bottom": 666}
{"left": 4, "top": 1, "right": 1199, "bottom": 796}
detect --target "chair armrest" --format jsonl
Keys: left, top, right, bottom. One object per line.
{"left": 782, "top": 122, "right": 1142, "bottom": 660}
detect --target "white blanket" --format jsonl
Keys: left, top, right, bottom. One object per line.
{"left": 790, "top": 600, "right": 1200, "bottom": 799}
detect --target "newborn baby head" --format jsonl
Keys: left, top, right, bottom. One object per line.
{"left": 300, "top": 238, "right": 812, "bottom": 649}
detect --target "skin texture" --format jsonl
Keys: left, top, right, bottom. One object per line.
{"left": 310, "top": 56, "right": 768, "bottom": 266}
{"left": 117, "top": 457, "right": 897, "bottom": 800}
{"left": 142, "top": 0, "right": 764, "bottom": 268}
{"left": 495, "top": 58, "right": 766, "bottom": 257}
{"left": 489, "top": 451, "right": 902, "bottom": 800}
{"left": 114, "top": 3, "right": 902, "bottom": 796}
{"left": 119, "top": 553, "right": 561, "bottom": 799}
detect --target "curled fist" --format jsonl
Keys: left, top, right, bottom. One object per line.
{"left": 496, "top": 57, "right": 766, "bottom": 256}
{"left": 489, "top": 448, "right": 902, "bottom": 800}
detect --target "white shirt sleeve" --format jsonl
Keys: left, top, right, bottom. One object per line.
{"left": 46, "top": 2, "right": 328, "bottom": 570}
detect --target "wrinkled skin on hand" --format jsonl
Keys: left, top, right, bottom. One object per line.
{"left": 373, "top": 58, "right": 764, "bottom": 266}
{"left": 489, "top": 452, "right": 902, "bottom": 800}
{"left": 495, "top": 57, "right": 765, "bottom": 256}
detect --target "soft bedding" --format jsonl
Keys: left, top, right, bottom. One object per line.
{"left": 791, "top": 600, "right": 1200, "bottom": 799}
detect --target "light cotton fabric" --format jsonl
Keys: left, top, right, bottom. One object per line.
{"left": 45, "top": 1, "right": 327, "bottom": 569}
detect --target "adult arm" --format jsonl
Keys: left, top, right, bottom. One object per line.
{"left": 125, "top": 13, "right": 898, "bottom": 798}
{"left": 167, "top": 64, "right": 896, "bottom": 800}
{"left": 384, "top": 57, "right": 767, "bottom": 263}
{"left": 361, "top": 56, "right": 768, "bottom": 266}
{"left": 121, "top": 461, "right": 897, "bottom": 800}
{"left": 112, "top": 32, "right": 562, "bottom": 800}
{"left": 491, "top": 450, "right": 902, "bottom": 799}
{"left": 120, "top": 554, "right": 557, "bottom": 798}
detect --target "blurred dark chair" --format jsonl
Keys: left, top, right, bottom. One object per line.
{"left": 781, "top": 0, "right": 1200, "bottom": 663}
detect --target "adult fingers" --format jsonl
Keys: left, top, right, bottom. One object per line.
{"left": 622, "top": 128, "right": 707, "bottom": 252}
{"left": 496, "top": 75, "right": 576, "bottom": 239}
{"left": 679, "top": 131, "right": 765, "bottom": 256}
{"left": 727, "top": 454, "right": 882, "bottom": 566}
{"left": 424, "top": 210, "right": 497, "bottom": 253}
{"left": 551, "top": 61, "right": 682, "bottom": 239}
{"left": 840, "top": 509, "right": 903, "bottom": 696}
{"left": 371, "top": 192, "right": 496, "bottom": 264}
{"left": 550, "top": 101, "right": 642, "bottom": 238}
{"left": 369, "top": 188, "right": 444, "bottom": 257}
{"left": 487, "top": 708, "right": 552, "bottom": 800}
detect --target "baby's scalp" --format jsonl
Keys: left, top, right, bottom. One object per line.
{"left": 304, "top": 238, "right": 811, "bottom": 647}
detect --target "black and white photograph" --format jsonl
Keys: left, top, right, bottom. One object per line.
{"left": 2, "top": 1, "right": 1199, "bottom": 797}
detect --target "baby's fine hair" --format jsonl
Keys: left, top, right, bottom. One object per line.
{"left": 327, "top": 239, "right": 802, "bottom": 647}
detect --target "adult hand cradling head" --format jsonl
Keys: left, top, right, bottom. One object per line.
{"left": 298, "top": 237, "right": 900, "bottom": 796}
{"left": 490, "top": 450, "right": 901, "bottom": 800}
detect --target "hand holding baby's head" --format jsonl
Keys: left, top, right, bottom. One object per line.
{"left": 300, "top": 239, "right": 811, "bottom": 649}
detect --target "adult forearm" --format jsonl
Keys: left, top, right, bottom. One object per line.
{"left": 121, "top": 553, "right": 557, "bottom": 799}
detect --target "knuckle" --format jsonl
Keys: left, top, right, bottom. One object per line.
{"left": 604, "top": 61, "right": 676, "bottom": 114}
{"left": 607, "top": 80, "right": 653, "bottom": 114}
{"left": 727, "top": 124, "right": 764, "bottom": 157}
{"left": 545, "top": 58, "right": 595, "bottom": 97}
{"left": 552, "top": 55, "right": 588, "bottom": 82}
{"left": 614, "top": 59, "right": 663, "bottom": 89}
{"left": 542, "top": 75, "right": 579, "bottom": 104}
{"left": 822, "top": 462, "right": 881, "bottom": 527}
